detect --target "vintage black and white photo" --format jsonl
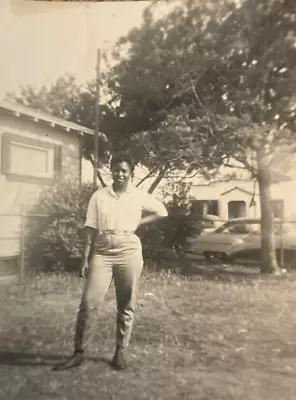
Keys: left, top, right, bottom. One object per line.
{"left": 1, "top": 0, "right": 296, "bottom": 398}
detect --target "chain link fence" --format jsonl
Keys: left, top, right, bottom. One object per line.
{"left": 0, "top": 212, "right": 52, "bottom": 279}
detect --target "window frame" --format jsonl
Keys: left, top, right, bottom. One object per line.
{"left": 191, "top": 199, "right": 219, "bottom": 217}
{"left": 1, "top": 133, "right": 62, "bottom": 184}
{"left": 228, "top": 200, "right": 247, "bottom": 219}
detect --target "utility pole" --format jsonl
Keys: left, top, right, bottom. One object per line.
{"left": 93, "top": 49, "right": 101, "bottom": 190}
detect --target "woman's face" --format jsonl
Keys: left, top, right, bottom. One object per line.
{"left": 111, "top": 161, "right": 132, "bottom": 188}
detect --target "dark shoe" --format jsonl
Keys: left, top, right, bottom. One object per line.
{"left": 110, "top": 349, "right": 127, "bottom": 370}
{"left": 53, "top": 350, "right": 84, "bottom": 371}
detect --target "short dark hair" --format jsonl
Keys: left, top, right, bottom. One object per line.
{"left": 110, "top": 151, "right": 135, "bottom": 173}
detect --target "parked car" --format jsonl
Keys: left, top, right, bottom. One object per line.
{"left": 198, "top": 214, "right": 224, "bottom": 234}
{"left": 183, "top": 217, "right": 296, "bottom": 265}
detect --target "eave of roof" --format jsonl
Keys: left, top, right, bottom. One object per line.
{"left": 191, "top": 179, "right": 254, "bottom": 187}
{"left": 0, "top": 99, "right": 104, "bottom": 138}
{"left": 221, "top": 186, "right": 255, "bottom": 196}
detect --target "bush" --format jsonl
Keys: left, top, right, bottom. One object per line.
{"left": 27, "top": 178, "right": 94, "bottom": 272}
{"left": 137, "top": 181, "right": 199, "bottom": 264}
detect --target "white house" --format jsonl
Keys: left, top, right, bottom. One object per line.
{"left": 189, "top": 178, "right": 296, "bottom": 222}
{"left": 0, "top": 100, "right": 101, "bottom": 269}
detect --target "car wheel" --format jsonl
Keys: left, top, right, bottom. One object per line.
{"left": 204, "top": 251, "right": 212, "bottom": 261}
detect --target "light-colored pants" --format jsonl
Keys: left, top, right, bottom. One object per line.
{"left": 74, "top": 233, "right": 143, "bottom": 352}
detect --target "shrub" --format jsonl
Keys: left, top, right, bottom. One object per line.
{"left": 26, "top": 178, "right": 94, "bottom": 272}
{"left": 137, "top": 181, "right": 198, "bottom": 264}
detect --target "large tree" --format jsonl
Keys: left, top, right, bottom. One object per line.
{"left": 190, "top": 0, "right": 296, "bottom": 274}
{"left": 105, "top": 0, "right": 296, "bottom": 273}
{"left": 103, "top": 0, "right": 240, "bottom": 190}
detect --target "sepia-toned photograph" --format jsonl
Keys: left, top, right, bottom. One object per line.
{"left": 29, "top": 0, "right": 147, "bottom": 2}
{"left": 1, "top": 0, "right": 296, "bottom": 398}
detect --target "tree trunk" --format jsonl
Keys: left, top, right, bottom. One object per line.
{"left": 147, "top": 167, "right": 168, "bottom": 194}
{"left": 257, "top": 163, "right": 280, "bottom": 274}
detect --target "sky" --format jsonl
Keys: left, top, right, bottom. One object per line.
{"left": 0, "top": 0, "right": 159, "bottom": 98}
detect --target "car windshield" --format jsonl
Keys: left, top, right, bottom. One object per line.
{"left": 214, "top": 220, "right": 296, "bottom": 235}
{"left": 215, "top": 222, "right": 259, "bottom": 234}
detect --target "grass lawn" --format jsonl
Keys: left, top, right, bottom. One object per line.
{"left": 1, "top": 267, "right": 296, "bottom": 400}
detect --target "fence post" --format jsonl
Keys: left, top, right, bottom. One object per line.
{"left": 279, "top": 219, "right": 284, "bottom": 267}
{"left": 19, "top": 206, "right": 26, "bottom": 280}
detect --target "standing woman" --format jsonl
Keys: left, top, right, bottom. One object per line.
{"left": 54, "top": 152, "right": 168, "bottom": 371}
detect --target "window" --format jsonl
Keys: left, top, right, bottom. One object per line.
{"left": 191, "top": 200, "right": 219, "bottom": 216}
{"left": 228, "top": 201, "right": 246, "bottom": 219}
{"left": 2, "top": 133, "right": 62, "bottom": 183}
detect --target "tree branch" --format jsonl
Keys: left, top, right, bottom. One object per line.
{"left": 223, "top": 162, "right": 248, "bottom": 170}
{"left": 88, "top": 155, "right": 107, "bottom": 188}
{"left": 147, "top": 165, "right": 170, "bottom": 194}
{"left": 177, "top": 170, "right": 200, "bottom": 182}
{"left": 135, "top": 170, "right": 155, "bottom": 187}
{"left": 189, "top": 78, "right": 204, "bottom": 109}
{"left": 233, "top": 154, "right": 258, "bottom": 177}
{"left": 96, "top": 170, "right": 107, "bottom": 188}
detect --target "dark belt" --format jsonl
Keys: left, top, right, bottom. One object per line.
{"left": 97, "top": 230, "right": 135, "bottom": 235}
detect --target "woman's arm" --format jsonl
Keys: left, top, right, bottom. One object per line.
{"left": 80, "top": 226, "right": 97, "bottom": 277}
{"left": 138, "top": 213, "right": 167, "bottom": 227}
{"left": 80, "top": 191, "right": 98, "bottom": 277}
{"left": 138, "top": 191, "right": 168, "bottom": 227}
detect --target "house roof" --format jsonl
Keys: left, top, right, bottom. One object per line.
{"left": 192, "top": 179, "right": 254, "bottom": 187}
{"left": 221, "top": 186, "right": 256, "bottom": 196}
{"left": 0, "top": 99, "right": 105, "bottom": 138}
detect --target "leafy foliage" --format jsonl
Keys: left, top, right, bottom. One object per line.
{"left": 137, "top": 181, "right": 197, "bottom": 262}
{"left": 105, "top": 0, "right": 296, "bottom": 171}
{"left": 26, "top": 179, "right": 94, "bottom": 272}
{"left": 103, "top": 0, "right": 296, "bottom": 193}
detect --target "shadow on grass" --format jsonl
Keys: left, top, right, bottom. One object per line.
{"left": 0, "top": 351, "right": 109, "bottom": 367}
